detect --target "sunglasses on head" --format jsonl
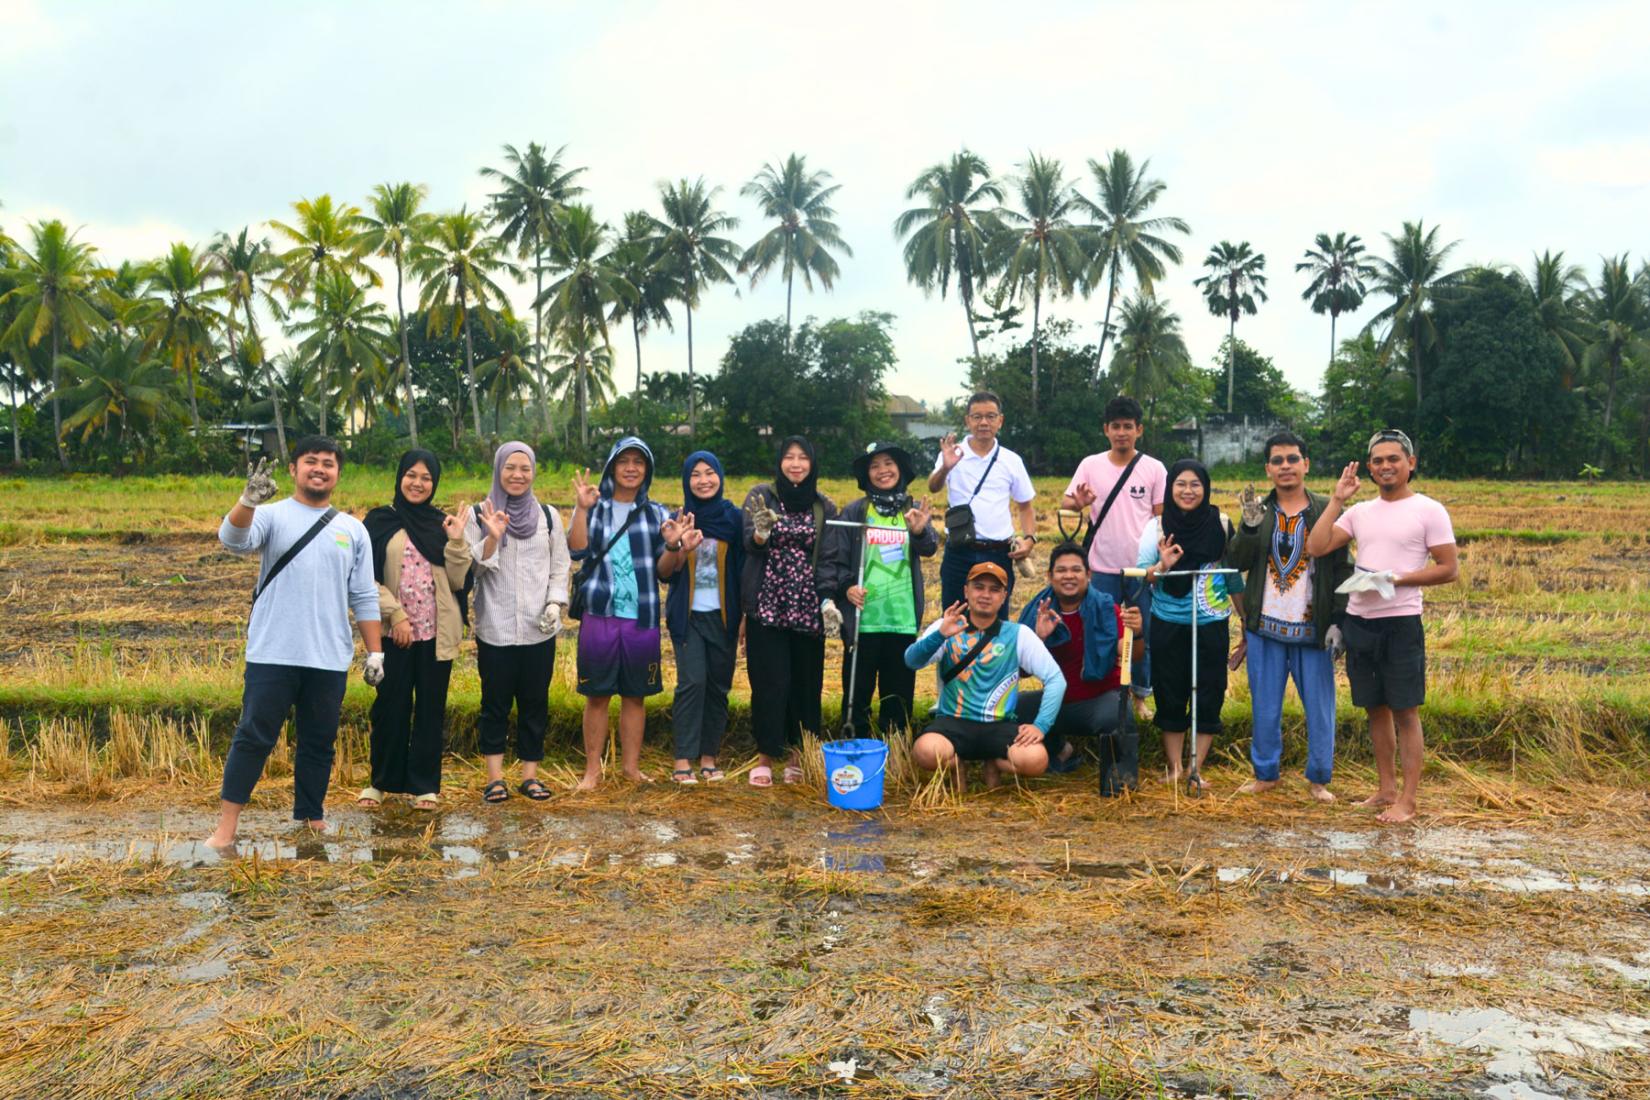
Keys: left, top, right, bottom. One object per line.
{"left": 1367, "top": 428, "right": 1414, "bottom": 455}
{"left": 1267, "top": 453, "right": 1303, "bottom": 466}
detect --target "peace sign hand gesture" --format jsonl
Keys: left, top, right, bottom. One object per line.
{"left": 904, "top": 497, "right": 933, "bottom": 534}
{"left": 478, "top": 498, "right": 509, "bottom": 541}
{"left": 571, "top": 468, "right": 599, "bottom": 511}
{"left": 938, "top": 600, "right": 969, "bottom": 638}
{"left": 442, "top": 503, "right": 467, "bottom": 541}
{"left": 239, "top": 456, "right": 278, "bottom": 508}
{"left": 1331, "top": 461, "right": 1361, "bottom": 505}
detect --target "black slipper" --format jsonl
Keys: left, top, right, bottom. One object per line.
{"left": 482, "top": 779, "right": 510, "bottom": 804}
{"left": 518, "top": 778, "right": 552, "bottom": 801}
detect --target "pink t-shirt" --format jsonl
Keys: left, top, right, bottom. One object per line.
{"left": 1064, "top": 452, "right": 1167, "bottom": 572}
{"left": 1334, "top": 493, "right": 1455, "bottom": 619}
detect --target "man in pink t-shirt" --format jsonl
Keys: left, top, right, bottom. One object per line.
{"left": 1306, "top": 429, "right": 1459, "bottom": 825}
{"left": 1060, "top": 395, "right": 1166, "bottom": 717}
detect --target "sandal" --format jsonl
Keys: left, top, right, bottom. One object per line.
{"left": 357, "top": 787, "right": 383, "bottom": 808}
{"left": 411, "top": 793, "right": 440, "bottom": 811}
{"left": 671, "top": 768, "right": 699, "bottom": 785}
{"left": 482, "top": 780, "right": 510, "bottom": 804}
{"left": 748, "top": 765, "right": 773, "bottom": 788}
{"left": 518, "top": 778, "right": 552, "bottom": 801}
{"left": 699, "top": 766, "right": 725, "bottom": 783}
{"left": 782, "top": 764, "right": 804, "bottom": 785}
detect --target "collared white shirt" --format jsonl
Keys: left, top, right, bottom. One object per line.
{"left": 464, "top": 505, "right": 572, "bottom": 646}
{"left": 932, "top": 439, "right": 1035, "bottom": 541}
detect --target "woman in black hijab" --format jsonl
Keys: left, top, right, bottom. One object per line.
{"left": 361, "top": 449, "right": 473, "bottom": 808}
{"left": 1137, "top": 458, "right": 1246, "bottom": 789}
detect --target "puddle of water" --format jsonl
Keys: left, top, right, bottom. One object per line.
{"left": 176, "top": 890, "right": 227, "bottom": 912}
{"left": 642, "top": 852, "right": 679, "bottom": 868}
{"left": 1408, "top": 1005, "right": 1650, "bottom": 1079}
{"left": 822, "top": 854, "right": 885, "bottom": 873}
{"left": 826, "top": 821, "right": 886, "bottom": 843}
{"left": 1558, "top": 953, "right": 1650, "bottom": 984}
{"left": 437, "top": 817, "right": 487, "bottom": 842}
{"left": 649, "top": 822, "right": 681, "bottom": 844}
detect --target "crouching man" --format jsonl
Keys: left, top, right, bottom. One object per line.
{"left": 904, "top": 562, "right": 1065, "bottom": 788}
{"left": 1014, "top": 542, "right": 1143, "bottom": 790}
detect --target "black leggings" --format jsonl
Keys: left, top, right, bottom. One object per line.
{"left": 1149, "top": 617, "right": 1230, "bottom": 734}
{"left": 368, "top": 638, "right": 452, "bottom": 795}
{"left": 746, "top": 621, "right": 823, "bottom": 758}
{"left": 841, "top": 631, "right": 916, "bottom": 738}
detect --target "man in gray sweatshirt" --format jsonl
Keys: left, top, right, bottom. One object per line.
{"left": 205, "top": 437, "right": 383, "bottom": 849}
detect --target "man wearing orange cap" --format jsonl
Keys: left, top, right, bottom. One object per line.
{"left": 904, "top": 561, "right": 1066, "bottom": 788}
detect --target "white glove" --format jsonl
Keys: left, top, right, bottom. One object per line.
{"left": 752, "top": 503, "right": 779, "bottom": 541}
{"left": 239, "top": 456, "right": 278, "bottom": 509}
{"left": 537, "top": 603, "right": 563, "bottom": 638}
{"left": 1336, "top": 569, "right": 1397, "bottom": 600}
{"left": 363, "top": 652, "right": 386, "bottom": 687}
{"left": 820, "top": 598, "right": 843, "bottom": 639}
{"left": 1324, "top": 624, "right": 1345, "bottom": 659}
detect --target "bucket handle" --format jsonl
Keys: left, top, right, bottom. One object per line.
{"left": 827, "top": 748, "right": 889, "bottom": 784}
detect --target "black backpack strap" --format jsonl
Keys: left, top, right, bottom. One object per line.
{"left": 588, "top": 506, "right": 639, "bottom": 569}
{"left": 942, "top": 620, "right": 1004, "bottom": 683}
{"left": 1080, "top": 453, "right": 1143, "bottom": 562}
{"left": 251, "top": 507, "right": 338, "bottom": 607}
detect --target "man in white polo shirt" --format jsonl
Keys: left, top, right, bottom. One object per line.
{"left": 928, "top": 390, "right": 1037, "bottom": 618}
{"left": 1306, "top": 428, "right": 1458, "bottom": 825}
{"left": 1060, "top": 395, "right": 1166, "bottom": 718}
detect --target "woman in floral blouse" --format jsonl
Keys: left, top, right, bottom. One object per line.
{"left": 741, "top": 436, "right": 840, "bottom": 787}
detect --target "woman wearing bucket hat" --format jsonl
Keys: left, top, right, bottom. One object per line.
{"left": 819, "top": 441, "right": 937, "bottom": 739}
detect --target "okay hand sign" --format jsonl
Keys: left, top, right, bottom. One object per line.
{"left": 938, "top": 600, "right": 969, "bottom": 638}
{"left": 478, "top": 498, "right": 509, "bottom": 541}
{"left": 1157, "top": 532, "right": 1184, "bottom": 572}
{"left": 1033, "top": 597, "right": 1060, "bottom": 640}
{"left": 442, "top": 503, "right": 468, "bottom": 541}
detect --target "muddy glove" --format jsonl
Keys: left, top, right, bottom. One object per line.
{"left": 537, "top": 603, "right": 563, "bottom": 638}
{"left": 1239, "top": 485, "right": 1265, "bottom": 528}
{"left": 1015, "top": 555, "right": 1037, "bottom": 580}
{"left": 362, "top": 652, "right": 386, "bottom": 687}
{"left": 1323, "top": 624, "right": 1345, "bottom": 659}
{"left": 239, "top": 456, "right": 278, "bottom": 509}
{"left": 1336, "top": 569, "right": 1397, "bottom": 600}
{"left": 820, "top": 598, "right": 843, "bottom": 639}
{"left": 751, "top": 503, "right": 779, "bottom": 542}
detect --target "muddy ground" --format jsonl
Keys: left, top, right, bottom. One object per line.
{"left": 3, "top": 772, "right": 1649, "bottom": 1099}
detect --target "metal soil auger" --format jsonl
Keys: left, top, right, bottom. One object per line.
{"left": 825, "top": 517, "right": 909, "bottom": 739}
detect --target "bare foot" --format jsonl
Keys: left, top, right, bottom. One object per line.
{"left": 1309, "top": 783, "right": 1337, "bottom": 804}
{"left": 1376, "top": 800, "right": 1417, "bottom": 825}
{"left": 301, "top": 819, "right": 329, "bottom": 833}
{"left": 624, "top": 770, "right": 655, "bottom": 785}
{"left": 202, "top": 832, "right": 237, "bottom": 852}
{"left": 982, "top": 761, "right": 1002, "bottom": 790}
{"left": 1356, "top": 792, "right": 1397, "bottom": 809}
{"left": 1132, "top": 697, "right": 1152, "bottom": 722}
{"left": 1164, "top": 770, "right": 1182, "bottom": 785}
{"left": 1238, "top": 779, "right": 1279, "bottom": 795}
{"left": 575, "top": 772, "right": 601, "bottom": 792}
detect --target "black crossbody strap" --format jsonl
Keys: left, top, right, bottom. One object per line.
{"left": 251, "top": 507, "right": 339, "bottom": 607}
{"left": 966, "top": 445, "right": 1002, "bottom": 504}
{"left": 1081, "top": 453, "right": 1143, "bottom": 560}
{"left": 942, "top": 620, "right": 1004, "bottom": 683}
{"left": 588, "top": 506, "right": 639, "bottom": 570}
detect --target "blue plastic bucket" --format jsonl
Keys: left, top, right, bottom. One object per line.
{"left": 821, "top": 738, "right": 888, "bottom": 811}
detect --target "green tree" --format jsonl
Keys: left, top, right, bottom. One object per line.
{"left": 1194, "top": 240, "right": 1268, "bottom": 414}
{"left": 285, "top": 270, "right": 393, "bottom": 436}
{"left": 0, "top": 220, "right": 105, "bottom": 468}
{"left": 536, "top": 204, "right": 633, "bottom": 447}
{"left": 993, "top": 153, "right": 1089, "bottom": 416}
{"left": 1520, "top": 250, "right": 1587, "bottom": 392}
{"left": 208, "top": 228, "right": 288, "bottom": 459}
{"left": 143, "top": 242, "right": 225, "bottom": 434}
{"left": 1296, "top": 232, "right": 1374, "bottom": 367}
{"left": 357, "top": 182, "right": 433, "bottom": 445}
{"left": 647, "top": 178, "right": 741, "bottom": 433}
{"left": 1581, "top": 255, "right": 1650, "bottom": 465}
{"left": 52, "top": 332, "right": 181, "bottom": 453}
{"left": 270, "top": 194, "right": 377, "bottom": 302}
{"left": 408, "top": 207, "right": 511, "bottom": 439}
{"left": 477, "top": 311, "right": 534, "bottom": 435}
{"left": 545, "top": 316, "right": 615, "bottom": 450}
{"left": 1365, "top": 220, "right": 1465, "bottom": 416}
{"left": 894, "top": 150, "right": 1004, "bottom": 361}
{"left": 1198, "top": 338, "right": 1305, "bottom": 424}
{"left": 738, "top": 154, "right": 852, "bottom": 337}
{"left": 607, "top": 211, "right": 679, "bottom": 403}
{"left": 98, "top": 260, "right": 161, "bottom": 337}
{"left": 1108, "top": 293, "right": 1191, "bottom": 426}
{"left": 1313, "top": 331, "right": 1414, "bottom": 469}
{"left": 1076, "top": 149, "right": 1189, "bottom": 376}
{"left": 964, "top": 319, "right": 1106, "bottom": 473}
{"left": 481, "top": 143, "right": 587, "bottom": 434}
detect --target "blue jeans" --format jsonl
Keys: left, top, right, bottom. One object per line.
{"left": 220, "top": 662, "right": 349, "bottom": 821}
{"left": 1089, "top": 572, "right": 1151, "bottom": 698}
{"left": 1245, "top": 630, "right": 1336, "bottom": 785}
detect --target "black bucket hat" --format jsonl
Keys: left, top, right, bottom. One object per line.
{"left": 851, "top": 440, "right": 917, "bottom": 493}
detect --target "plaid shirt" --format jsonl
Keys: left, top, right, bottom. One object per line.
{"left": 572, "top": 435, "right": 669, "bottom": 629}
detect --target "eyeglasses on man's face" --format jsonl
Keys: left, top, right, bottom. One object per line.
{"left": 1267, "top": 453, "right": 1304, "bottom": 466}
{"left": 966, "top": 412, "right": 1001, "bottom": 423}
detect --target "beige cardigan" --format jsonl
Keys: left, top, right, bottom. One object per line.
{"left": 376, "top": 529, "right": 473, "bottom": 662}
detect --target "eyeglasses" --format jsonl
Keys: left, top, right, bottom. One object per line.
{"left": 1266, "top": 454, "right": 1303, "bottom": 466}
{"left": 966, "top": 412, "right": 1001, "bottom": 423}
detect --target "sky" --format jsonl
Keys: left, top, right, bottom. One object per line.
{"left": 3, "top": 0, "right": 1648, "bottom": 411}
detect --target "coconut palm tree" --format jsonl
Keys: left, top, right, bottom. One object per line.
{"left": 270, "top": 195, "right": 378, "bottom": 303}
{"left": 1521, "top": 250, "right": 1588, "bottom": 392}
{"left": 607, "top": 210, "right": 680, "bottom": 404}
{"left": 1194, "top": 240, "right": 1269, "bottom": 413}
{"left": 98, "top": 260, "right": 161, "bottom": 337}
{"left": 1076, "top": 149, "right": 1189, "bottom": 377}
{"left": 1296, "top": 232, "right": 1375, "bottom": 367}
{"left": 545, "top": 316, "right": 616, "bottom": 449}
{"left": 52, "top": 331, "right": 181, "bottom": 450}
{"left": 646, "top": 178, "right": 740, "bottom": 432}
{"left": 408, "top": 208, "right": 511, "bottom": 438}
{"left": 0, "top": 220, "right": 106, "bottom": 468}
{"left": 993, "top": 153, "right": 1088, "bottom": 415}
{"left": 482, "top": 143, "right": 587, "bottom": 434}
{"left": 1365, "top": 220, "right": 1465, "bottom": 415}
{"left": 738, "top": 154, "right": 852, "bottom": 337}
{"left": 538, "top": 206, "right": 632, "bottom": 443}
{"left": 1581, "top": 255, "right": 1650, "bottom": 464}
{"left": 357, "top": 182, "right": 433, "bottom": 445}
{"left": 1109, "top": 293, "right": 1191, "bottom": 417}
{"left": 143, "top": 242, "right": 226, "bottom": 433}
{"left": 208, "top": 228, "right": 288, "bottom": 459}
{"left": 286, "top": 270, "right": 393, "bottom": 436}
{"left": 478, "top": 311, "right": 533, "bottom": 435}
{"left": 894, "top": 151, "right": 1004, "bottom": 362}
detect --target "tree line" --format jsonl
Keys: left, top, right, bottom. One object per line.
{"left": 3, "top": 144, "right": 1648, "bottom": 477}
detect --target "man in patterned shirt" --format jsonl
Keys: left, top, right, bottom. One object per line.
{"left": 905, "top": 562, "right": 1066, "bottom": 789}
{"left": 1228, "top": 431, "right": 1352, "bottom": 803}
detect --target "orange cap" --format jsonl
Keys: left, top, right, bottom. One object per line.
{"left": 966, "top": 561, "right": 1008, "bottom": 587}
